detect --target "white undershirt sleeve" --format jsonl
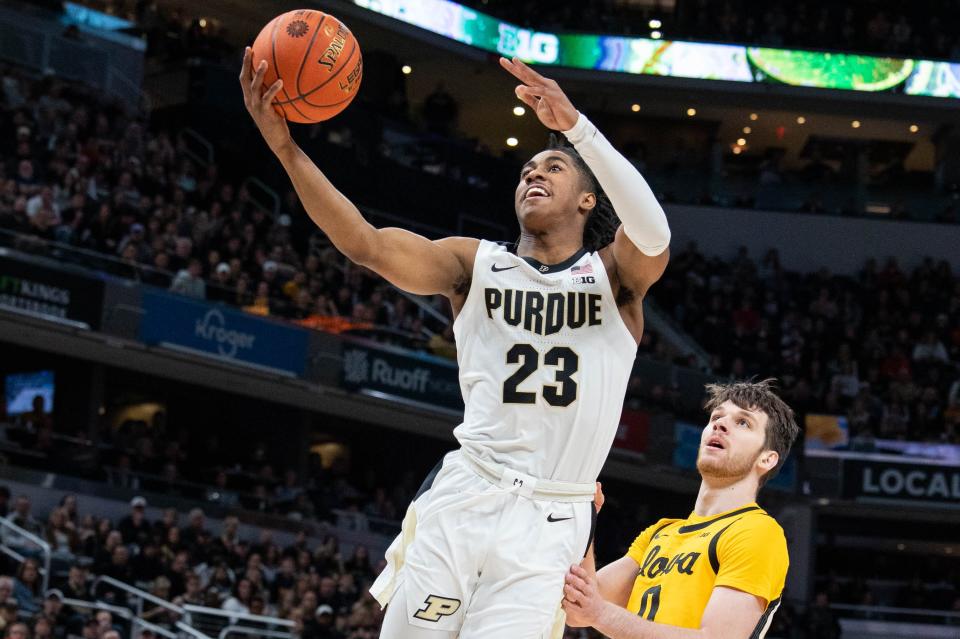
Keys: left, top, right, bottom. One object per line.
{"left": 562, "top": 112, "right": 670, "bottom": 256}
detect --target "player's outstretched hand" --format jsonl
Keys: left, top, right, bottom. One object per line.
{"left": 562, "top": 564, "right": 608, "bottom": 628}
{"left": 499, "top": 56, "right": 578, "bottom": 132}
{"left": 594, "top": 481, "right": 605, "bottom": 514}
{"left": 239, "top": 47, "right": 292, "bottom": 155}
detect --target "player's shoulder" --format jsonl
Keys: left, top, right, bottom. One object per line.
{"left": 643, "top": 517, "right": 685, "bottom": 540}
{"left": 727, "top": 507, "right": 786, "bottom": 542}
{"left": 435, "top": 236, "right": 482, "bottom": 269}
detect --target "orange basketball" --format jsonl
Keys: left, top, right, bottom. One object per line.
{"left": 251, "top": 9, "right": 362, "bottom": 123}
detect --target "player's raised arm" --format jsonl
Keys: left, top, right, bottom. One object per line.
{"left": 240, "top": 47, "right": 476, "bottom": 298}
{"left": 500, "top": 57, "right": 670, "bottom": 296}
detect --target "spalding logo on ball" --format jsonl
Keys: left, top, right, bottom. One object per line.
{"left": 252, "top": 9, "right": 362, "bottom": 123}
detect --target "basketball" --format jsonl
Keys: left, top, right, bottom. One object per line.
{"left": 251, "top": 9, "right": 362, "bottom": 123}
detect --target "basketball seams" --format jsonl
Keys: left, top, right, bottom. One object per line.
{"left": 295, "top": 13, "right": 327, "bottom": 97}
{"left": 300, "top": 45, "right": 360, "bottom": 107}
{"left": 270, "top": 11, "right": 312, "bottom": 123}
{"left": 304, "top": 38, "right": 358, "bottom": 101}
{"left": 272, "top": 43, "right": 360, "bottom": 107}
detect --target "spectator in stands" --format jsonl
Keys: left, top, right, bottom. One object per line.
{"left": 58, "top": 566, "right": 89, "bottom": 605}
{"left": 221, "top": 578, "right": 253, "bottom": 617}
{"left": 168, "top": 258, "right": 206, "bottom": 299}
{"left": 805, "top": 591, "right": 841, "bottom": 639}
{"left": 3, "top": 496, "right": 43, "bottom": 550}
{"left": 57, "top": 496, "right": 77, "bottom": 529}
{"left": 117, "top": 497, "right": 151, "bottom": 546}
{"left": 13, "top": 560, "right": 41, "bottom": 614}
{"left": 304, "top": 604, "right": 343, "bottom": 639}
{"left": 44, "top": 508, "right": 79, "bottom": 558}
{"left": 30, "top": 616, "right": 51, "bottom": 639}
{"left": 0, "top": 580, "right": 13, "bottom": 627}
{"left": 3, "top": 622, "right": 28, "bottom": 639}
{"left": 180, "top": 509, "right": 208, "bottom": 550}
{"left": 38, "top": 591, "right": 68, "bottom": 637}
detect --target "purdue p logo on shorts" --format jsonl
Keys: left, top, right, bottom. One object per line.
{"left": 413, "top": 595, "right": 461, "bottom": 622}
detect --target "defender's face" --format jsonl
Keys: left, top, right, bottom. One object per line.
{"left": 696, "top": 400, "right": 770, "bottom": 480}
{"left": 514, "top": 150, "right": 591, "bottom": 230}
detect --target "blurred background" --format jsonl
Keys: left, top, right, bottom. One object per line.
{"left": 1, "top": 0, "right": 959, "bottom": 638}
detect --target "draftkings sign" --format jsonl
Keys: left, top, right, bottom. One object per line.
{"left": 841, "top": 458, "right": 960, "bottom": 506}
{"left": 0, "top": 253, "right": 104, "bottom": 328}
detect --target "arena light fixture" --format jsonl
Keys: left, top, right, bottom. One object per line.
{"left": 686, "top": 107, "right": 696, "bottom": 116}
{"left": 506, "top": 137, "right": 519, "bottom": 147}
{"left": 797, "top": 116, "right": 806, "bottom": 124}
{"left": 651, "top": 31, "right": 662, "bottom": 40}
{"left": 742, "top": 126, "right": 752, "bottom": 134}
{"left": 513, "top": 106, "right": 526, "bottom": 116}
{"left": 851, "top": 120, "right": 861, "bottom": 128}
{"left": 631, "top": 103, "right": 641, "bottom": 112}
{"left": 732, "top": 146, "right": 742, "bottom": 155}
{"left": 749, "top": 113, "right": 759, "bottom": 121}
{"left": 909, "top": 124, "right": 919, "bottom": 133}
{"left": 401, "top": 65, "right": 412, "bottom": 74}
{"left": 648, "top": 19, "right": 662, "bottom": 29}
{"left": 737, "top": 138, "right": 747, "bottom": 146}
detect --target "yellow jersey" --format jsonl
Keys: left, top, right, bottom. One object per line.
{"left": 625, "top": 503, "right": 788, "bottom": 635}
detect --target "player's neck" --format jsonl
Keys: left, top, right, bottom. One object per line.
{"left": 515, "top": 231, "right": 583, "bottom": 265}
{"left": 692, "top": 476, "right": 758, "bottom": 517}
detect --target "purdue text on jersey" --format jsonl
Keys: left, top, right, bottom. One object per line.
{"left": 484, "top": 288, "right": 603, "bottom": 336}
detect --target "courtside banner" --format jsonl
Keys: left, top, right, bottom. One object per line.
{"left": 841, "top": 458, "right": 960, "bottom": 507}
{"left": 140, "top": 289, "right": 309, "bottom": 377}
{"left": 0, "top": 253, "right": 104, "bottom": 329}
{"left": 341, "top": 339, "right": 463, "bottom": 412}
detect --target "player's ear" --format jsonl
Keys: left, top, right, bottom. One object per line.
{"left": 758, "top": 450, "right": 778, "bottom": 473}
{"left": 580, "top": 192, "right": 596, "bottom": 212}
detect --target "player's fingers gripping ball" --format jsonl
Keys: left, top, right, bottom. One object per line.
{"left": 251, "top": 9, "right": 363, "bottom": 123}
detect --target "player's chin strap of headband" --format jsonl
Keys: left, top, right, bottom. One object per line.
{"left": 562, "top": 112, "right": 671, "bottom": 257}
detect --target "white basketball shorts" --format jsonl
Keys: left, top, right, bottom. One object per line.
{"left": 371, "top": 450, "right": 595, "bottom": 639}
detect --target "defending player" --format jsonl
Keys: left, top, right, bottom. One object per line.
{"left": 561, "top": 380, "right": 800, "bottom": 639}
{"left": 241, "top": 50, "right": 670, "bottom": 638}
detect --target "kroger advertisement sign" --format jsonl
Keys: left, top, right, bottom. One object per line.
{"left": 140, "top": 289, "right": 308, "bottom": 376}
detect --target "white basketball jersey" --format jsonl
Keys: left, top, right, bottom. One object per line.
{"left": 452, "top": 240, "right": 637, "bottom": 484}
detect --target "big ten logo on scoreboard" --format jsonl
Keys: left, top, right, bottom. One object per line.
{"left": 497, "top": 24, "right": 559, "bottom": 64}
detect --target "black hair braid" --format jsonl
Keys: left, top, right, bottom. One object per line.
{"left": 546, "top": 133, "right": 621, "bottom": 253}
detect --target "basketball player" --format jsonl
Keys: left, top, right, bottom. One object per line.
{"left": 240, "top": 50, "right": 671, "bottom": 638}
{"left": 561, "top": 380, "right": 799, "bottom": 639}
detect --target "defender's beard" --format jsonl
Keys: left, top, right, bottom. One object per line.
{"left": 697, "top": 442, "right": 764, "bottom": 480}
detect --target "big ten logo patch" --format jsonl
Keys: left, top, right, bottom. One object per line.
{"left": 413, "top": 595, "right": 461, "bottom": 622}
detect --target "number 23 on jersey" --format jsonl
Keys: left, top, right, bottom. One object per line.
{"left": 502, "top": 343, "right": 579, "bottom": 407}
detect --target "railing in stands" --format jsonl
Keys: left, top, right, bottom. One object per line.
{"left": 181, "top": 604, "right": 295, "bottom": 639}
{"left": 89, "top": 576, "right": 297, "bottom": 639}
{"left": 218, "top": 626, "right": 296, "bottom": 639}
{"left": 242, "top": 177, "right": 281, "bottom": 218}
{"left": 179, "top": 128, "right": 216, "bottom": 168}
{"left": 92, "top": 575, "right": 184, "bottom": 621}
{"left": 177, "top": 622, "right": 215, "bottom": 639}
{"left": 61, "top": 597, "right": 183, "bottom": 639}
{"left": 0, "top": 516, "right": 52, "bottom": 593}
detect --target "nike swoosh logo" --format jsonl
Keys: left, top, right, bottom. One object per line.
{"left": 547, "top": 514, "right": 573, "bottom": 522}
{"left": 491, "top": 264, "right": 519, "bottom": 272}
